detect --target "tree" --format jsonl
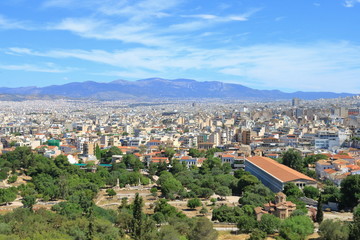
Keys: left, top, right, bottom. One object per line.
{"left": 187, "top": 198, "right": 201, "bottom": 210}
{"left": 132, "top": 193, "right": 143, "bottom": 240}
{"left": 189, "top": 217, "right": 218, "bottom": 240}
{"left": 258, "top": 214, "right": 281, "bottom": 234}
{"left": 164, "top": 148, "right": 176, "bottom": 161}
{"left": 106, "top": 188, "right": 116, "bottom": 198}
{"left": 239, "top": 192, "right": 267, "bottom": 207}
{"left": 150, "top": 187, "right": 158, "bottom": 198}
{"left": 158, "top": 172, "right": 183, "bottom": 199}
{"left": 249, "top": 228, "right": 267, "bottom": 240}
{"left": 0, "top": 188, "right": 17, "bottom": 205}
{"left": 7, "top": 175, "right": 17, "bottom": 184}
{"left": 95, "top": 144, "right": 101, "bottom": 160}
{"left": 322, "top": 185, "right": 341, "bottom": 203}
{"left": 244, "top": 184, "right": 275, "bottom": 202}
{"left": 350, "top": 204, "right": 360, "bottom": 240}
{"left": 210, "top": 198, "right": 217, "bottom": 206}
{"left": 316, "top": 194, "right": 324, "bottom": 223}
{"left": 21, "top": 195, "right": 36, "bottom": 211}
{"left": 340, "top": 175, "right": 360, "bottom": 209}
{"left": 237, "top": 174, "right": 260, "bottom": 193}
{"left": 282, "top": 149, "right": 304, "bottom": 172}
{"left": 283, "top": 182, "right": 304, "bottom": 198}
{"left": 215, "top": 186, "right": 231, "bottom": 200}
{"left": 212, "top": 205, "right": 244, "bottom": 223}
{"left": 198, "top": 188, "right": 214, "bottom": 199}
{"left": 303, "top": 186, "right": 319, "bottom": 200}
{"left": 188, "top": 148, "right": 202, "bottom": 158}
{"left": 280, "top": 215, "right": 314, "bottom": 240}
{"left": 319, "top": 219, "right": 350, "bottom": 240}
{"left": 158, "top": 225, "right": 181, "bottom": 240}
{"left": 237, "top": 215, "right": 257, "bottom": 233}
{"left": 200, "top": 206, "right": 208, "bottom": 216}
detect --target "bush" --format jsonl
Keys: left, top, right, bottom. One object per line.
{"left": 187, "top": 198, "right": 201, "bottom": 209}
{"left": 249, "top": 228, "right": 267, "bottom": 240}
{"left": 280, "top": 216, "right": 314, "bottom": 240}
{"left": 237, "top": 215, "right": 257, "bottom": 233}
{"left": 319, "top": 219, "right": 349, "bottom": 240}
{"left": 7, "top": 175, "right": 17, "bottom": 184}
{"left": 258, "top": 214, "right": 281, "bottom": 234}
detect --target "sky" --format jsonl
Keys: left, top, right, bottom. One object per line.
{"left": 0, "top": 0, "right": 359, "bottom": 93}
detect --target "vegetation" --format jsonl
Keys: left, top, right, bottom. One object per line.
{"left": 319, "top": 219, "right": 350, "bottom": 240}
{"left": 187, "top": 198, "right": 201, "bottom": 209}
{"left": 279, "top": 215, "right": 314, "bottom": 240}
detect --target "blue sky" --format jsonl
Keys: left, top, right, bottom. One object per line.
{"left": 0, "top": 0, "right": 359, "bottom": 93}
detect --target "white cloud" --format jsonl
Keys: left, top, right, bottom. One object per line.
{"left": 5, "top": 41, "right": 360, "bottom": 93}
{"left": 0, "top": 15, "right": 31, "bottom": 30}
{"left": 0, "top": 63, "right": 76, "bottom": 73}
{"left": 343, "top": 0, "right": 360, "bottom": 7}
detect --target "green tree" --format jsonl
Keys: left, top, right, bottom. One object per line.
{"left": 200, "top": 206, "right": 208, "bottom": 216}
{"left": 249, "top": 228, "right": 267, "bottom": 240}
{"left": 187, "top": 198, "right": 202, "bottom": 209}
{"left": 303, "top": 186, "right": 319, "bottom": 200}
{"left": 239, "top": 192, "right": 267, "bottom": 207}
{"left": 150, "top": 187, "right": 158, "bottom": 198}
{"left": 95, "top": 144, "right": 101, "bottom": 160}
{"left": 158, "top": 172, "right": 183, "bottom": 199}
{"left": 106, "top": 188, "right": 116, "bottom": 198}
{"left": 316, "top": 194, "right": 324, "bottom": 223}
{"left": 0, "top": 187, "right": 17, "bottom": 205}
{"left": 164, "top": 148, "right": 176, "bottom": 161}
{"left": 237, "top": 174, "right": 260, "bottom": 193}
{"left": 215, "top": 186, "right": 231, "bottom": 200}
{"left": 237, "top": 215, "right": 257, "bottom": 233}
{"left": 283, "top": 182, "right": 304, "bottom": 198}
{"left": 212, "top": 205, "right": 244, "bottom": 223}
{"left": 7, "top": 175, "right": 17, "bottom": 184}
{"left": 322, "top": 185, "right": 341, "bottom": 203}
{"left": 280, "top": 215, "right": 314, "bottom": 240}
{"left": 21, "top": 195, "right": 36, "bottom": 211}
{"left": 188, "top": 148, "right": 203, "bottom": 158}
{"left": 319, "top": 219, "right": 350, "bottom": 240}
{"left": 340, "top": 174, "right": 360, "bottom": 209}
{"left": 258, "top": 214, "right": 281, "bottom": 234}
{"left": 132, "top": 193, "right": 143, "bottom": 240}
{"left": 189, "top": 217, "right": 218, "bottom": 240}
{"left": 282, "top": 149, "right": 304, "bottom": 172}
{"left": 158, "top": 225, "right": 182, "bottom": 240}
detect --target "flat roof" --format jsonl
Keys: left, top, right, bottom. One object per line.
{"left": 246, "top": 156, "right": 316, "bottom": 183}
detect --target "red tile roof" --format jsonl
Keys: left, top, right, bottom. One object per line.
{"left": 246, "top": 156, "right": 316, "bottom": 183}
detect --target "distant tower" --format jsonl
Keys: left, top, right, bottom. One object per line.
{"left": 292, "top": 98, "right": 300, "bottom": 107}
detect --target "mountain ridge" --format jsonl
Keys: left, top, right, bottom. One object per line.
{"left": 0, "top": 78, "right": 356, "bottom": 100}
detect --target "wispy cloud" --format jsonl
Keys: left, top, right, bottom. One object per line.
{"left": 0, "top": 15, "right": 31, "bottom": 30}
{"left": 343, "top": 0, "right": 360, "bottom": 7}
{"left": 0, "top": 62, "right": 76, "bottom": 73}
{"left": 6, "top": 41, "right": 360, "bottom": 93}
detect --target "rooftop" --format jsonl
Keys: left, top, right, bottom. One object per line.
{"left": 246, "top": 156, "right": 316, "bottom": 183}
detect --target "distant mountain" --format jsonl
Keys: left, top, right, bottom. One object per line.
{"left": 0, "top": 78, "right": 356, "bottom": 100}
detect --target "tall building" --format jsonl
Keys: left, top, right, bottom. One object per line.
{"left": 241, "top": 130, "right": 251, "bottom": 145}
{"left": 292, "top": 98, "right": 300, "bottom": 107}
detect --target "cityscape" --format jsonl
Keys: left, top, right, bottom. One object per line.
{"left": 0, "top": 0, "right": 360, "bottom": 240}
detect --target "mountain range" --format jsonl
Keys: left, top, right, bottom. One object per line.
{"left": 0, "top": 78, "right": 356, "bottom": 101}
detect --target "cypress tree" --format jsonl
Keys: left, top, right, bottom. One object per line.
{"left": 95, "top": 144, "right": 101, "bottom": 160}
{"left": 316, "top": 194, "right": 324, "bottom": 223}
{"left": 132, "top": 193, "right": 143, "bottom": 240}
